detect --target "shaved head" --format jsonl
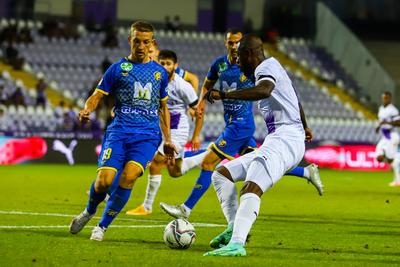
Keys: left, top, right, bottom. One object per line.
{"left": 238, "top": 34, "right": 263, "bottom": 53}
{"left": 237, "top": 34, "right": 265, "bottom": 76}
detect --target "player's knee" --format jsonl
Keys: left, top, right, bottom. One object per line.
{"left": 201, "top": 157, "right": 218, "bottom": 170}
{"left": 376, "top": 155, "right": 385, "bottom": 162}
{"left": 95, "top": 171, "right": 113, "bottom": 192}
{"left": 119, "top": 169, "right": 142, "bottom": 188}
{"left": 240, "top": 181, "right": 263, "bottom": 198}
{"left": 168, "top": 168, "right": 182, "bottom": 178}
{"left": 213, "top": 166, "right": 234, "bottom": 182}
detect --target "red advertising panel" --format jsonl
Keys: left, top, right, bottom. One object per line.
{"left": 305, "top": 145, "right": 390, "bottom": 171}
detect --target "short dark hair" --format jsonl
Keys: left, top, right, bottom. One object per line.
{"left": 130, "top": 21, "right": 155, "bottom": 34}
{"left": 159, "top": 49, "right": 178, "bottom": 63}
{"left": 383, "top": 91, "right": 392, "bottom": 97}
{"left": 225, "top": 28, "right": 242, "bottom": 39}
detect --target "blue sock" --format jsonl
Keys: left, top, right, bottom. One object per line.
{"left": 86, "top": 182, "right": 107, "bottom": 215}
{"left": 286, "top": 166, "right": 305, "bottom": 178}
{"left": 183, "top": 170, "right": 213, "bottom": 209}
{"left": 99, "top": 186, "right": 132, "bottom": 229}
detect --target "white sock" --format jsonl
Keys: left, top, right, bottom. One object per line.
{"left": 180, "top": 203, "right": 192, "bottom": 216}
{"left": 391, "top": 158, "right": 400, "bottom": 182}
{"left": 230, "top": 193, "right": 260, "bottom": 245}
{"left": 143, "top": 174, "right": 162, "bottom": 211}
{"left": 303, "top": 167, "right": 310, "bottom": 179}
{"left": 181, "top": 152, "right": 207, "bottom": 174}
{"left": 212, "top": 171, "right": 238, "bottom": 225}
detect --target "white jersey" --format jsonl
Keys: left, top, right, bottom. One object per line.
{"left": 378, "top": 104, "right": 400, "bottom": 138}
{"left": 254, "top": 57, "right": 304, "bottom": 135}
{"left": 166, "top": 74, "right": 198, "bottom": 132}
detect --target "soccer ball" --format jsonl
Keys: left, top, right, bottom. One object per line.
{"left": 163, "top": 219, "right": 196, "bottom": 249}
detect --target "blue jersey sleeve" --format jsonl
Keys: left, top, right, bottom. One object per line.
{"left": 160, "top": 70, "right": 169, "bottom": 101}
{"left": 175, "top": 67, "right": 187, "bottom": 79}
{"left": 96, "top": 64, "right": 116, "bottom": 95}
{"left": 206, "top": 58, "right": 219, "bottom": 81}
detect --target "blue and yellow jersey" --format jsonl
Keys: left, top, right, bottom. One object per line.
{"left": 96, "top": 57, "right": 169, "bottom": 134}
{"left": 206, "top": 55, "right": 255, "bottom": 127}
{"left": 175, "top": 66, "right": 187, "bottom": 80}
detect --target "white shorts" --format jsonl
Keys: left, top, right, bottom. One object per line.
{"left": 158, "top": 128, "right": 189, "bottom": 159}
{"left": 376, "top": 132, "right": 399, "bottom": 160}
{"left": 223, "top": 128, "right": 305, "bottom": 192}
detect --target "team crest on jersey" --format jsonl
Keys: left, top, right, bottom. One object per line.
{"left": 121, "top": 71, "right": 129, "bottom": 76}
{"left": 240, "top": 74, "right": 247, "bottom": 82}
{"left": 154, "top": 71, "right": 161, "bottom": 81}
{"left": 218, "top": 62, "right": 228, "bottom": 73}
{"left": 120, "top": 62, "right": 133, "bottom": 72}
{"left": 218, "top": 139, "right": 227, "bottom": 147}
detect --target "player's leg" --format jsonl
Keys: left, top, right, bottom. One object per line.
{"left": 70, "top": 132, "right": 124, "bottom": 235}
{"left": 91, "top": 135, "right": 160, "bottom": 240}
{"left": 126, "top": 152, "right": 166, "bottom": 215}
{"left": 179, "top": 151, "right": 207, "bottom": 175}
{"left": 209, "top": 151, "right": 255, "bottom": 248}
{"left": 375, "top": 138, "right": 386, "bottom": 163}
{"left": 386, "top": 133, "right": 400, "bottom": 186}
{"left": 205, "top": 135, "right": 305, "bottom": 256}
{"left": 285, "top": 164, "right": 323, "bottom": 195}
{"left": 91, "top": 162, "right": 142, "bottom": 241}
{"left": 160, "top": 149, "right": 222, "bottom": 218}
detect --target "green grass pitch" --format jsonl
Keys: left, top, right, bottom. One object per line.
{"left": 0, "top": 164, "right": 399, "bottom": 266}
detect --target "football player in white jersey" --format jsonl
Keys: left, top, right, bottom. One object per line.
{"left": 375, "top": 91, "right": 400, "bottom": 187}
{"left": 203, "top": 34, "right": 312, "bottom": 257}
{"left": 125, "top": 50, "right": 206, "bottom": 215}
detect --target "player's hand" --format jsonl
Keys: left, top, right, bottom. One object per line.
{"left": 191, "top": 136, "right": 201, "bottom": 152}
{"left": 304, "top": 127, "right": 313, "bottom": 142}
{"left": 78, "top": 109, "right": 91, "bottom": 123}
{"left": 205, "top": 89, "right": 224, "bottom": 104}
{"left": 163, "top": 141, "right": 178, "bottom": 165}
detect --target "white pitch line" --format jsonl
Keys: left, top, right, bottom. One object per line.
{"left": 0, "top": 210, "right": 167, "bottom": 223}
{"left": 0, "top": 224, "right": 224, "bottom": 229}
{"left": 0, "top": 225, "right": 165, "bottom": 229}
{"left": 0, "top": 210, "right": 225, "bottom": 228}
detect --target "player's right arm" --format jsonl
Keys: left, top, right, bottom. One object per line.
{"left": 80, "top": 64, "right": 115, "bottom": 122}
{"left": 79, "top": 90, "right": 104, "bottom": 122}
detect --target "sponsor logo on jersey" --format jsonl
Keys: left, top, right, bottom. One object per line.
{"left": 218, "top": 62, "right": 227, "bottom": 73}
{"left": 154, "top": 71, "right": 161, "bottom": 81}
{"left": 121, "top": 62, "right": 133, "bottom": 71}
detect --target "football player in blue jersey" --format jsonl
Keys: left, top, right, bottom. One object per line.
{"left": 160, "top": 29, "right": 323, "bottom": 220}
{"left": 69, "top": 21, "right": 177, "bottom": 241}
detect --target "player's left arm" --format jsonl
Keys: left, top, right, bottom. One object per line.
{"left": 205, "top": 80, "right": 275, "bottom": 103}
{"left": 183, "top": 71, "right": 199, "bottom": 93}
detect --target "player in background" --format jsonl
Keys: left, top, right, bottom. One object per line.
{"left": 375, "top": 91, "right": 400, "bottom": 187}
{"left": 203, "top": 34, "right": 315, "bottom": 257}
{"left": 149, "top": 42, "right": 199, "bottom": 92}
{"left": 125, "top": 49, "right": 206, "bottom": 215}
{"left": 69, "top": 21, "right": 176, "bottom": 241}
{"left": 160, "top": 29, "right": 323, "bottom": 220}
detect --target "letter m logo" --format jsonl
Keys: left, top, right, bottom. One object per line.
{"left": 221, "top": 81, "right": 237, "bottom": 90}
{"left": 134, "top": 82, "right": 152, "bottom": 100}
